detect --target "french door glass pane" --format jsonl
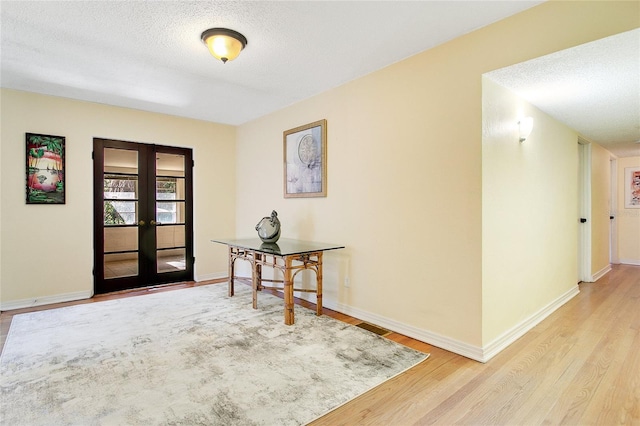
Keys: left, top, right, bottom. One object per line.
{"left": 104, "top": 148, "right": 138, "bottom": 172}
{"left": 156, "top": 201, "right": 185, "bottom": 224}
{"left": 104, "top": 253, "right": 138, "bottom": 278}
{"left": 156, "top": 178, "right": 185, "bottom": 200}
{"left": 157, "top": 224, "right": 186, "bottom": 249}
{"left": 156, "top": 152, "right": 185, "bottom": 177}
{"left": 104, "top": 227, "right": 138, "bottom": 252}
{"left": 104, "top": 175, "right": 138, "bottom": 198}
{"left": 157, "top": 248, "right": 186, "bottom": 273}
{"left": 104, "top": 200, "right": 138, "bottom": 225}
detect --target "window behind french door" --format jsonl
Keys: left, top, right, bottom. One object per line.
{"left": 93, "top": 138, "right": 194, "bottom": 294}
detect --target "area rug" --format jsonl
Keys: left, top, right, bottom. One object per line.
{"left": 1, "top": 283, "right": 428, "bottom": 425}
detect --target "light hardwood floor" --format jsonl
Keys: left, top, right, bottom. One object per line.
{"left": 312, "top": 264, "right": 640, "bottom": 425}
{"left": 1, "top": 265, "right": 638, "bottom": 425}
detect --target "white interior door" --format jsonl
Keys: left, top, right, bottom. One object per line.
{"left": 578, "top": 140, "right": 592, "bottom": 282}
{"left": 610, "top": 157, "right": 618, "bottom": 264}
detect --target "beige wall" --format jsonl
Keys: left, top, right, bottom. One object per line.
{"left": 237, "top": 40, "right": 486, "bottom": 348}
{"left": 482, "top": 77, "right": 579, "bottom": 346}
{"left": 617, "top": 156, "right": 640, "bottom": 264}
{"left": 0, "top": 89, "right": 236, "bottom": 306}
{"left": 236, "top": 2, "right": 639, "bottom": 355}
{"left": 590, "top": 143, "right": 612, "bottom": 276}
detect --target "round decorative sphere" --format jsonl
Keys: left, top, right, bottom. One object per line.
{"left": 255, "top": 210, "right": 281, "bottom": 243}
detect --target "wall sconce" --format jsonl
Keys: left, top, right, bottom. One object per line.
{"left": 201, "top": 28, "right": 248, "bottom": 63}
{"left": 518, "top": 117, "right": 534, "bottom": 142}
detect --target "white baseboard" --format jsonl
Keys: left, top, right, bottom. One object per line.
{"left": 592, "top": 264, "right": 612, "bottom": 282}
{"left": 619, "top": 259, "right": 640, "bottom": 266}
{"left": 0, "top": 290, "right": 93, "bottom": 312}
{"left": 195, "top": 272, "right": 227, "bottom": 282}
{"left": 1, "top": 274, "right": 227, "bottom": 311}
{"left": 0, "top": 274, "right": 228, "bottom": 311}
{"left": 324, "top": 284, "right": 579, "bottom": 364}
{"left": 481, "top": 284, "right": 580, "bottom": 362}
{"left": 322, "top": 298, "right": 485, "bottom": 362}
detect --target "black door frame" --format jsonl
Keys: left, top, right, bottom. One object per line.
{"left": 93, "top": 138, "right": 194, "bottom": 294}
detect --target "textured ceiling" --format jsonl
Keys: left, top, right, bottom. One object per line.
{"left": 1, "top": 1, "right": 638, "bottom": 157}
{"left": 487, "top": 28, "right": 640, "bottom": 158}
{"left": 1, "top": 0, "right": 542, "bottom": 124}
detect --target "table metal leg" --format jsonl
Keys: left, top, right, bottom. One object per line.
{"left": 316, "top": 252, "right": 323, "bottom": 316}
{"left": 252, "top": 252, "right": 261, "bottom": 309}
{"left": 256, "top": 255, "right": 263, "bottom": 291}
{"left": 284, "top": 256, "right": 294, "bottom": 325}
{"left": 228, "top": 246, "right": 234, "bottom": 297}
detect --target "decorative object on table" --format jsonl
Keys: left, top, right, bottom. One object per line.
{"left": 0, "top": 284, "right": 429, "bottom": 426}
{"left": 26, "top": 133, "right": 65, "bottom": 204}
{"left": 624, "top": 166, "right": 640, "bottom": 208}
{"left": 283, "top": 119, "right": 327, "bottom": 198}
{"left": 255, "top": 210, "right": 281, "bottom": 243}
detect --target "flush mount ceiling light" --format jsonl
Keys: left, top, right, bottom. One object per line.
{"left": 201, "top": 28, "right": 247, "bottom": 64}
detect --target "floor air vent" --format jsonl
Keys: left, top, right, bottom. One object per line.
{"left": 355, "top": 322, "right": 391, "bottom": 336}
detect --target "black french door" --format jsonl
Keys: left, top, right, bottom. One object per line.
{"left": 93, "top": 138, "right": 194, "bottom": 294}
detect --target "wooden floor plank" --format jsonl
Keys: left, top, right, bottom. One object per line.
{"left": 581, "top": 327, "right": 638, "bottom": 425}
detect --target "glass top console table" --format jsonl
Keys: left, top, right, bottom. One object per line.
{"left": 211, "top": 238, "right": 345, "bottom": 325}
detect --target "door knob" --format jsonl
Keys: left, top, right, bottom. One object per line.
{"left": 150, "top": 220, "right": 157, "bottom": 226}
{"left": 138, "top": 220, "right": 146, "bottom": 226}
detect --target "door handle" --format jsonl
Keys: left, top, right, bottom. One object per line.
{"left": 138, "top": 220, "right": 146, "bottom": 226}
{"left": 150, "top": 220, "right": 160, "bottom": 226}
{"left": 580, "top": 218, "right": 587, "bottom": 223}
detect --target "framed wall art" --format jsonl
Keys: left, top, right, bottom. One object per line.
{"left": 26, "top": 132, "right": 66, "bottom": 204}
{"left": 624, "top": 166, "right": 640, "bottom": 209}
{"left": 283, "top": 119, "right": 327, "bottom": 198}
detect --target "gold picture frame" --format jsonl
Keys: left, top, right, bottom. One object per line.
{"left": 283, "top": 119, "right": 327, "bottom": 198}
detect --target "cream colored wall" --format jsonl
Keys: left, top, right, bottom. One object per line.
{"left": 0, "top": 89, "right": 236, "bottom": 305}
{"left": 617, "top": 156, "right": 640, "bottom": 264}
{"left": 590, "top": 143, "right": 612, "bottom": 275}
{"left": 237, "top": 47, "right": 485, "bottom": 347}
{"left": 482, "top": 77, "right": 578, "bottom": 346}
{"left": 236, "top": 2, "right": 639, "bottom": 351}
